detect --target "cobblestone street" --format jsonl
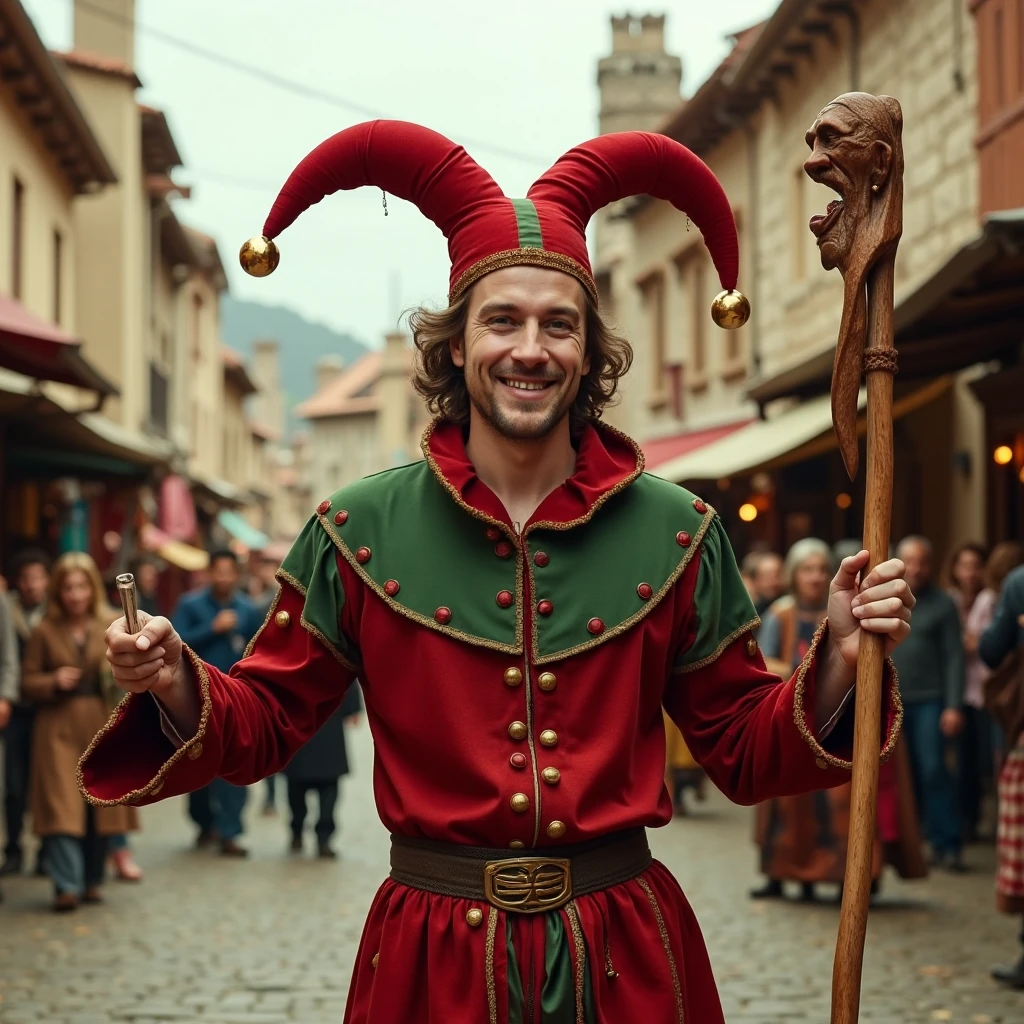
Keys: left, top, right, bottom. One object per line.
{"left": 0, "top": 722, "right": 1021, "bottom": 1024}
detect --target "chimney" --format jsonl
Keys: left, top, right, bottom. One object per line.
{"left": 594, "top": 13, "right": 682, "bottom": 268}
{"left": 251, "top": 339, "right": 284, "bottom": 438}
{"left": 315, "top": 355, "right": 345, "bottom": 394}
{"left": 74, "top": 0, "right": 136, "bottom": 68}
{"left": 377, "top": 332, "right": 410, "bottom": 469}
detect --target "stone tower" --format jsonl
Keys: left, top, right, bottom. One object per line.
{"left": 595, "top": 15, "right": 683, "bottom": 267}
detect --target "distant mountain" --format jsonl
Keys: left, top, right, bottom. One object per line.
{"left": 219, "top": 296, "right": 369, "bottom": 432}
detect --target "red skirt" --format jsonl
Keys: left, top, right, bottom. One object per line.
{"left": 997, "top": 745, "right": 1024, "bottom": 914}
{"left": 344, "top": 860, "right": 727, "bottom": 1023}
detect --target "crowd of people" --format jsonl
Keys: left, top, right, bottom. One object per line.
{"left": 713, "top": 535, "right": 1024, "bottom": 990}
{"left": 0, "top": 545, "right": 361, "bottom": 913}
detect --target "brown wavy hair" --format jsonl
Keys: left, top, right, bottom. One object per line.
{"left": 46, "top": 551, "right": 116, "bottom": 625}
{"left": 409, "top": 288, "right": 633, "bottom": 433}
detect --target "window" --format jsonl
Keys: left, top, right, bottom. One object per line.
{"left": 11, "top": 177, "right": 24, "bottom": 300}
{"left": 690, "top": 259, "right": 707, "bottom": 379}
{"left": 191, "top": 293, "right": 203, "bottom": 362}
{"left": 52, "top": 229, "right": 62, "bottom": 324}
{"left": 636, "top": 269, "right": 666, "bottom": 406}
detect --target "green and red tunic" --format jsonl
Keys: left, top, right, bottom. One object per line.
{"left": 80, "top": 419, "right": 901, "bottom": 1024}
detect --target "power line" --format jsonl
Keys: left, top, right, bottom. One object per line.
{"left": 72, "top": 0, "right": 549, "bottom": 167}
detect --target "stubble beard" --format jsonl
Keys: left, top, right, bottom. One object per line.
{"left": 467, "top": 372, "right": 574, "bottom": 441}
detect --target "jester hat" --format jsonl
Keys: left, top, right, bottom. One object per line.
{"left": 239, "top": 120, "right": 749, "bottom": 327}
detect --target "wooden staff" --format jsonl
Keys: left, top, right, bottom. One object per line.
{"left": 831, "top": 254, "right": 896, "bottom": 1024}
{"left": 803, "top": 92, "right": 904, "bottom": 1024}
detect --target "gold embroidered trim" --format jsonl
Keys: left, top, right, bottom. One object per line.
{"left": 258, "top": 567, "right": 361, "bottom": 672}
{"left": 77, "top": 645, "right": 213, "bottom": 808}
{"left": 449, "top": 248, "right": 599, "bottom": 306}
{"left": 525, "top": 660, "right": 542, "bottom": 847}
{"left": 673, "top": 616, "right": 762, "bottom": 675}
{"left": 276, "top": 567, "right": 307, "bottom": 596}
{"left": 242, "top": 585, "right": 283, "bottom": 659}
{"left": 565, "top": 900, "right": 587, "bottom": 1024}
{"left": 524, "top": 422, "right": 646, "bottom": 535}
{"left": 419, "top": 420, "right": 517, "bottom": 538}
{"left": 636, "top": 875, "right": 684, "bottom": 1024}
{"left": 530, "top": 506, "right": 716, "bottom": 666}
{"left": 319, "top": 508, "right": 524, "bottom": 655}
{"left": 485, "top": 905, "right": 499, "bottom": 1024}
{"left": 790, "top": 620, "right": 904, "bottom": 770}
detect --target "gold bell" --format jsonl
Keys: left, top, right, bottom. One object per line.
{"left": 710, "top": 289, "right": 750, "bottom": 330}
{"left": 239, "top": 235, "right": 280, "bottom": 278}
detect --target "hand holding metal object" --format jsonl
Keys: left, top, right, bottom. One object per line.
{"left": 805, "top": 92, "right": 904, "bottom": 1024}
{"left": 115, "top": 573, "right": 141, "bottom": 636}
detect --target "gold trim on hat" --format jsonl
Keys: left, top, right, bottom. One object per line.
{"left": 450, "top": 248, "right": 599, "bottom": 305}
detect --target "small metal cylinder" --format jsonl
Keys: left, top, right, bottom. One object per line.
{"left": 115, "top": 573, "right": 141, "bottom": 635}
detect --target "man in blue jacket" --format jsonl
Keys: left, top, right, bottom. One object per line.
{"left": 173, "top": 550, "right": 261, "bottom": 856}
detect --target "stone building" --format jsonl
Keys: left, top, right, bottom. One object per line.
{"left": 296, "top": 333, "right": 430, "bottom": 495}
{"left": 600, "top": 0, "right": 1019, "bottom": 557}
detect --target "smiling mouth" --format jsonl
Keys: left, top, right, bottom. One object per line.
{"left": 498, "top": 377, "right": 557, "bottom": 394}
{"left": 809, "top": 193, "right": 844, "bottom": 239}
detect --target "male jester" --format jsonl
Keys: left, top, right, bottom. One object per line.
{"left": 82, "top": 121, "right": 914, "bottom": 1024}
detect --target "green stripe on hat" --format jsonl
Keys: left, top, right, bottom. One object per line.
{"left": 511, "top": 198, "right": 543, "bottom": 249}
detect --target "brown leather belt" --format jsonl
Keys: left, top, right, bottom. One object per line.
{"left": 389, "top": 828, "right": 652, "bottom": 914}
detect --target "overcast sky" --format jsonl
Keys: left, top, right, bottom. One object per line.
{"left": 25, "top": 0, "right": 778, "bottom": 346}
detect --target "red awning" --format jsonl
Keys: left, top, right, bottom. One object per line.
{"left": 642, "top": 419, "right": 754, "bottom": 471}
{"left": 0, "top": 294, "right": 117, "bottom": 395}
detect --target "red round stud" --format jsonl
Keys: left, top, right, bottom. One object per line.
{"left": 676, "top": 531, "right": 691, "bottom": 548}
{"left": 537, "top": 600, "right": 554, "bottom": 617}
{"left": 496, "top": 590, "right": 514, "bottom": 609}
{"left": 693, "top": 498, "right": 707, "bottom": 514}
{"left": 509, "top": 752, "right": 527, "bottom": 770}
{"left": 384, "top": 579, "right": 400, "bottom": 597}
{"left": 533, "top": 551, "right": 550, "bottom": 567}
{"left": 637, "top": 582, "right": 654, "bottom": 600}
{"left": 494, "top": 541, "right": 514, "bottom": 559}
{"left": 334, "top": 510, "right": 348, "bottom": 526}
{"left": 434, "top": 606, "right": 452, "bottom": 625}
{"left": 355, "top": 546, "right": 372, "bottom": 564}
{"left": 316, "top": 499, "right": 331, "bottom": 516}
{"left": 587, "top": 617, "right": 605, "bottom": 636}
{"left": 485, "top": 526, "right": 502, "bottom": 542}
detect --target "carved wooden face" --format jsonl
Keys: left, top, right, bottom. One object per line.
{"left": 803, "top": 95, "right": 901, "bottom": 274}
{"left": 803, "top": 92, "right": 904, "bottom": 480}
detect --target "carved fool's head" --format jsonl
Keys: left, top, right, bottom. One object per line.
{"left": 804, "top": 92, "right": 904, "bottom": 479}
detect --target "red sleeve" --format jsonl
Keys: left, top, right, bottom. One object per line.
{"left": 79, "top": 581, "right": 358, "bottom": 808}
{"left": 664, "top": 623, "right": 902, "bottom": 806}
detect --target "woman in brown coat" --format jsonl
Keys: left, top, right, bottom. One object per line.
{"left": 21, "top": 552, "right": 135, "bottom": 911}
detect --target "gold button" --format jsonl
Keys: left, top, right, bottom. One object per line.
{"left": 275, "top": 610, "right": 291, "bottom": 628}
{"left": 510, "top": 792, "right": 530, "bottom": 813}
{"left": 546, "top": 820, "right": 567, "bottom": 839}
{"left": 542, "top": 767, "right": 560, "bottom": 785}
{"left": 504, "top": 667, "right": 523, "bottom": 687}
{"left": 746, "top": 637, "right": 757, "bottom": 657}
{"left": 508, "top": 721, "right": 527, "bottom": 741}
{"left": 537, "top": 671, "right": 557, "bottom": 692}
{"left": 466, "top": 908, "right": 484, "bottom": 927}
{"left": 151, "top": 779, "right": 164, "bottom": 795}
{"left": 815, "top": 757, "right": 828, "bottom": 769}
{"left": 539, "top": 729, "right": 558, "bottom": 748}
{"left": 187, "top": 742, "right": 203, "bottom": 760}
{"left": 371, "top": 952, "right": 379, "bottom": 968}
{"left": 509, "top": 840, "right": 525, "bottom": 849}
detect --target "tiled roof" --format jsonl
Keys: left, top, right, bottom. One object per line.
{"left": 52, "top": 47, "right": 142, "bottom": 87}
{"left": 296, "top": 351, "right": 385, "bottom": 419}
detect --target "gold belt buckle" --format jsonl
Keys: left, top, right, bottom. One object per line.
{"left": 483, "top": 856, "right": 573, "bottom": 913}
